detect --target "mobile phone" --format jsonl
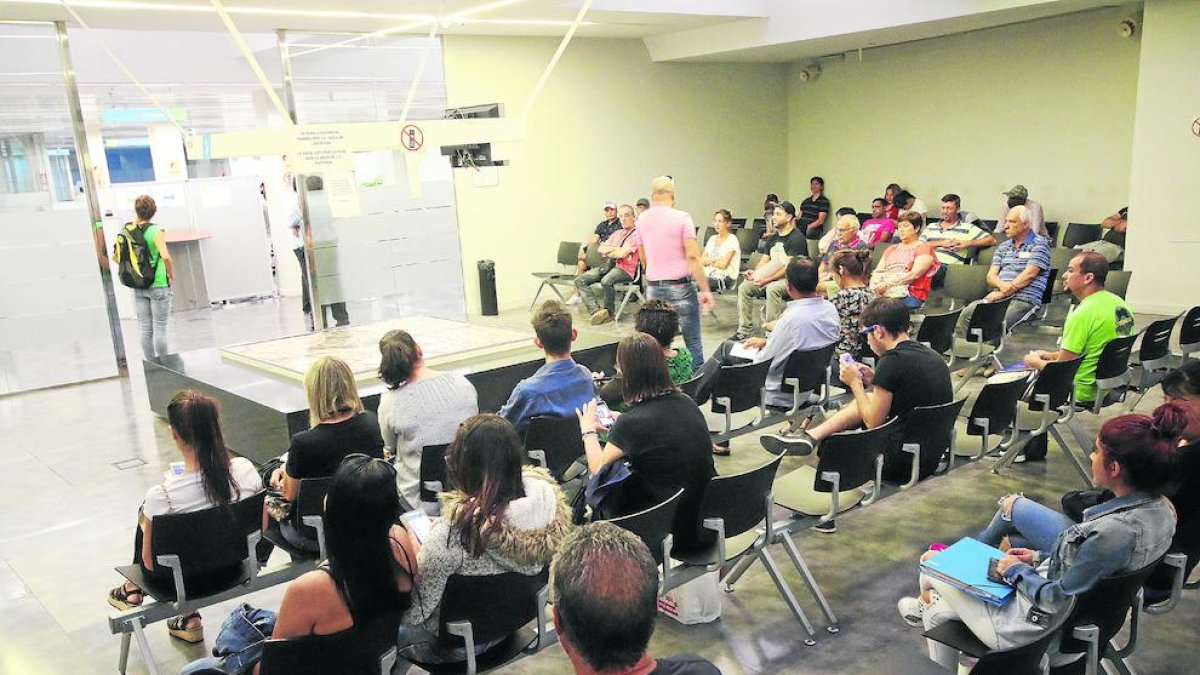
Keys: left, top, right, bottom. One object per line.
{"left": 595, "top": 398, "right": 615, "bottom": 429}
{"left": 400, "top": 510, "right": 433, "bottom": 545}
{"left": 986, "top": 557, "right": 1007, "bottom": 585}
{"left": 839, "top": 353, "right": 855, "bottom": 366}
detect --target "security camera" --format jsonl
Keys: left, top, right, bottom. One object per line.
{"left": 1117, "top": 18, "right": 1137, "bottom": 38}
{"left": 798, "top": 63, "right": 822, "bottom": 83}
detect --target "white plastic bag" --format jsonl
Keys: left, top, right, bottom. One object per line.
{"left": 656, "top": 571, "right": 722, "bottom": 624}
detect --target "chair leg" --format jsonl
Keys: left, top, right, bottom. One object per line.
{"left": 780, "top": 532, "right": 839, "bottom": 632}
{"left": 757, "top": 548, "right": 819, "bottom": 645}
{"left": 131, "top": 617, "right": 160, "bottom": 675}
{"left": 1104, "top": 652, "right": 1140, "bottom": 675}
{"left": 118, "top": 631, "right": 131, "bottom": 674}
{"left": 722, "top": 553, "right": 757, "bottom": 592}
{"left": 1050, "top": 425, "right": 1093, "bottom": 487}
{"left": 991, "top": 432, "right": 1031, "bottom": 473}
{"left": 952, "top": 363, "right": 984, "bottom": 394}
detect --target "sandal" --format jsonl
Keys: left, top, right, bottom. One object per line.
{"left": 712, "top": 442, "right": 731, "bottom": 457}
{"left": 167, "top": 612, "right": 204, "bottom": 643}
{"left": 108, "top": 582, "right": 144, "bottom": 611}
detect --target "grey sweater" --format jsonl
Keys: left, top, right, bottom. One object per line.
{"left": 378, "top": 373, "right": 478, "bottom": 510}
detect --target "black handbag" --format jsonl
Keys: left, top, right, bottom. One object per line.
{"left": 1061, "top": 488, "right": 1114, "bottom": 522}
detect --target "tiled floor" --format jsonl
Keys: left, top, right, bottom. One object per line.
{"left": 0, "top": 294, "right": 1196, "bottom": 674}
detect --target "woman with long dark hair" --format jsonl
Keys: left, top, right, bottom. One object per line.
{"left": 397, "top": 414, "right": 571, "bottom": 664}
{"left": 107, "top": 390, "right": 263, "bottom": 643}
{"left": 377, "top": 329, "right": 477, "bottom": 513}
{"left": 181, "top": 455, "right": 415, "bottom": 674}
{"left": 898, "top": 404, "right": 1181, "bottom": 671}
{"left": 578, "top": 332, "right": 716, "bottom": 552}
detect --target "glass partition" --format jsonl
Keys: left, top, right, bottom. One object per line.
{"left": 0, "top": 22, "right": 118, "bottom": 394}
{"left": 283, "top": 32, "right": 466, "bottom": 328}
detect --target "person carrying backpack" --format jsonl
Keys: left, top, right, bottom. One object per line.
{"left": 113, "top": 195, "right": 174, "bottom": 357}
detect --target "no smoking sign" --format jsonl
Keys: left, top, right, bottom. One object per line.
{"left": 400, "top": 125, "right": 424, "bottom": 152}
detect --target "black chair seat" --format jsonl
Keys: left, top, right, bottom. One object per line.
{"left": 263, "top": 519, "right": 320, "bottom": 562}
{"left": 530, "top": 272, "right": 570, "bottom": 281}
{"left": 114, "top": 563, "right": 246, "bottom": 604}
{"left": 923, "top": 620, "right": 991, "bottom": 659}
{"left": 404, "top": 629, "right": 539, "bottom": 675}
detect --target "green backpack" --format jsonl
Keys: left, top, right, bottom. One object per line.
{"left": 113, "top": 222, "right": 158, "bottom": 289}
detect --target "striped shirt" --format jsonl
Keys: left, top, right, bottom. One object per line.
{"left": 992, "top": 233, "right": 1052, "bottom": 305}
{"left": 799, "top": 194, "right": 831, "bottom": 238}
{"left": 920, "top": 214, "right": 987, "bottom": 264}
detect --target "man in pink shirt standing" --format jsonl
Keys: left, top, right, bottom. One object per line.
{"left": 633, "top": 176, "right": 714, "bottom": 366}
{"left": 574, "top": 204, "right": 640, "bottom": 325}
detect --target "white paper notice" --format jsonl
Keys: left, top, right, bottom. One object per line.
{"left": 729, "top": 343, "right": 763, "bottom": 361}
{"left": 326, "top": 172, "right": 362, "bottom": 218}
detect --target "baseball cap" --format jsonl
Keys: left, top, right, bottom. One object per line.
{"left": 635, "top": 198, "right": 650, "bottom": 208}
{"left": 603, "top": 201, "right": 617, "bottom": 210}
{"left": 777, "top": 200, "right": 797, "bottom": 218}
{"left": 1003, "top": 185, "right": 1028, "bottom": 200}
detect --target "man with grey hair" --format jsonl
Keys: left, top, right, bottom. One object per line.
{"left": 956, "top": 204, "right": 1052, "bottom": 342}
{"left": 552, "top": 522, "right": 720, "bottom": 675}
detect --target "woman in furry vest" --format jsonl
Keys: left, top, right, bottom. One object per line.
{"left": 396, "top": 413, "right": 573, "bottom": 666}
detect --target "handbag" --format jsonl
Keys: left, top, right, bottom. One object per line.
{"left": 1061, "top": 488, "right": 1114, "bottom": 523}
{"left": 213, "top": 602, "right": 278, "bottom": 674}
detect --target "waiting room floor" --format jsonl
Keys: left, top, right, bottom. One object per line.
{"left": 1, "top": 295, "right": 1195, "bottom": 674}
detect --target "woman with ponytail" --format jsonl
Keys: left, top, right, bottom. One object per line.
{"left": 377, "top": 329, "right": 477, "bottom": 513}
{"left": 108, "top": 390, "right": 263, "bottom": 643}
{"left": 396, "top": 414, "right": 571, "bottom": 665}
{"left": 826, "top": 247, "right": 875, "bottom": 357}
{"left": 899, "top": 403, "right": 1182, "bottom": 670}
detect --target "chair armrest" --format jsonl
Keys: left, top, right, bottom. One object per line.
{"left": 1031, "top": 394, "right": 1054, "bottom": 435}
{"left": 969, "top": 328, "right": 984, "bottom": 358}
{"left": 1145, "top": 553, "right": 1188, "bottom": 616}
{"left": 783, "top": 377, "right": 802, "bottom": 415}
{"left": 862, "top": 455, "right": 883, "bottom": 505}
{"left": 701, "top": 518, "right": 727, "bottom": 571}
{"left": 899, "top": 442, "right": 921, "bottom": 490}
{"left": 532, "top": 585, "right": 552, "bottom": 652}
{"left": 527, "top": 450, "right": 547, "bottom": 469}
{"left": 445, "top": 621, "right": 478, "bottom": 675}
{"left": 300, "top": 516, "right": 327, "bottom": 559}
{"left": 155, "top": 554, "right": 188, "bottom": 605}
{"left": 658, "top": 534, "right": 675, "bottom": 596}
{"left": 971, "top": 418, "right": 990, "bottom": 461}
{"left": 1070, "top": 625, "right": 1101, "bottom": 675}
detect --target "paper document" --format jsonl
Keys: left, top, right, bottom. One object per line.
{"left": 729, "top": 343, "right": 763, "bottom": 361}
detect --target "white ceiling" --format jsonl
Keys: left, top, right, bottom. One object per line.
{"left": 0, "top": 0, "right": 1138, "bottom": 61}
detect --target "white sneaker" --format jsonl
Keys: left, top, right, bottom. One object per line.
{"left": 897, "top": 596, "right": 927, "bottom": 627}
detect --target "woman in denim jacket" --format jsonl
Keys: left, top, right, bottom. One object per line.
{"left": 898, "top": 403, "right": 1183, "bottom": 671}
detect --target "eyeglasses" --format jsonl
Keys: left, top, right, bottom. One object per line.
{"left": 859, "top": 325, "right": 878, "bottom": 336}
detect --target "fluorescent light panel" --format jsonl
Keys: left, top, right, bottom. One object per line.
{"left": 0, "top": 0, "right": 431, "bottom": 21}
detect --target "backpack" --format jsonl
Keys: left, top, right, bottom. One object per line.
{"left": 113, "top": 222, "right": 158, "bottom": 289}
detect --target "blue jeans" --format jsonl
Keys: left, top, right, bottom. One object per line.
{"left": 900, "top": 295, "right": 924, "bottom": 310}
{"left": 977, "top": 496, "right": 1074, "bottom": 551}
{"left": 133, "top": 286, "right": 172, "bottom": 358}
{"left": 647, "top": 282, "right": 703, "bottom": 364}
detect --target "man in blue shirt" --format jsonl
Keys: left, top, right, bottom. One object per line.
{"left": 499, "top": 299, "right": 596, "bottom": 433}
{"left": 955, "top": 204, "right": 1051, "bottom": 337}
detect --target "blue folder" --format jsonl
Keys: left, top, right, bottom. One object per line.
{"left": 920, "top": 537, "right": 1016, "bottom": 606}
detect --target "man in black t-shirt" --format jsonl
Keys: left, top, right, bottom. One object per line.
{"left": 733, "top": 200, "right": 808, "bottom": 340}
{"left": 576, "top": 201, "right": 622, "bottom": 274}
{"left": 552, "top": 522, "right": 722, "bottom": 675}
{"left": 799, "top": 176, "right": 831, "bottom": 240}
{"left": 761, "top": 297, "right": 952, "bottom": 482}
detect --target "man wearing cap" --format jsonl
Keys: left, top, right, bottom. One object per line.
{"left": 576, "top": 202, "right": 622, "bottom": 275}
{"left": 732, "top": 200, "right": 807, "bottom": 340}
{"left": 996, "top": 185, "right": 1046, "bottom": 239}
{"left": 633, "top": 176, "right": 713, "bottom": 365}
{"left": 635, "top": 198, "right": 650, "bottom": 216}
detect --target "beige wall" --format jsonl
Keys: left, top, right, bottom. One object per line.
{"left": 785, "top": 7, "right": 1141, "bottom": 229}
{"left": 1124, "top": 0, "right": 1200, "bottom": 315}
{"left": 442, "top": 36, "right": 788, "bottom": 314}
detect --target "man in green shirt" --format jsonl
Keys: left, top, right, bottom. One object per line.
{"left": 1023, "top": 251, "right": 1134, "bottom": 404}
